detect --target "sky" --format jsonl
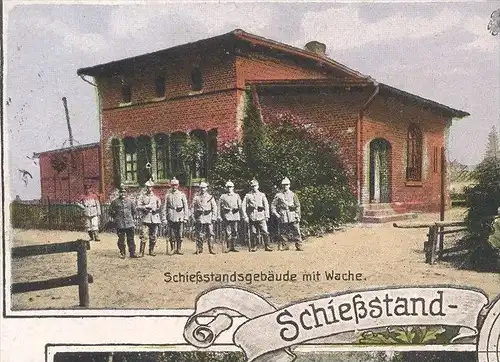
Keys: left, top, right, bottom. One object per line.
{"left": 3, "top": 0, "right": 500, "bottom": 200}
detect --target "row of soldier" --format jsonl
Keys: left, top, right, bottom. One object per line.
{"left": 78, "top": 177, "right": 303, "bottom": 259}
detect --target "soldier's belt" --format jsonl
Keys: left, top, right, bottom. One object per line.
{"left": 203, "top": 210, "right": 212, "bottom": 215}
{"left": 232, "top": 208, "right": 239, "bottom": 213}
{"left": 169, "top": 207, "right": 184, "bottom": 212}
{"left": 288, "top": 206, "right": 297, "bottom": 211}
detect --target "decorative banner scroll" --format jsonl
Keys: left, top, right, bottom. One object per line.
{"left": 184, "top": 286, "right": 493, "bottom": 362}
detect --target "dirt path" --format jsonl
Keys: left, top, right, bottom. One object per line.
{"left": 9, "top": 210, "right": 500, "bottom": 310}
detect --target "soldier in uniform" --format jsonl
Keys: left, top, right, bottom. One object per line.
{"left": 136, "top": 179, "right": 162, "bottom": 257}
{"left": 218, "top": 180, "right": 241, "bottom": 252}
{"left": 271, "top": 177, "right": 303, "bottom": 251}
{"left": 108, "top": 188, "right": 139, "bottom": 259}
{"left": 242, "top": 179, "right": 273, "bottom": 252}
{"left": 161, "top": 177, "right": 189, "bottom": 255}
{"left": 192, "top": 181, "right": 217, "bottom": 254}
{"left": 77, "top": 184, "right": 101, "bottom": 241}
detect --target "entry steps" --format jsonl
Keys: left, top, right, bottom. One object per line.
{"left": 361, "top": 203, "right": 418, "bottom": 223}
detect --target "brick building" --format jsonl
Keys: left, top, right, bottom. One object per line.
{"left": 74, "top": 29, "right": 468, "bottom": 217}
{"left": 34, "top": 143, "right": 101, "bottom": 201}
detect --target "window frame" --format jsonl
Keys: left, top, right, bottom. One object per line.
{"left": 190, "top": 67, "right": 203, "bottom": 92}
{"left": 406, "top": 123, "right": 423, "bottom": 182}
{"left": 154, "top": 133, "right": 170, "bottom": 182}
{"left": 123, "top": 137, "right": 138, "bottom": 184}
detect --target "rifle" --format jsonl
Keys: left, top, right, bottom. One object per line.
{"left": 246, "top": 220, "right": 251, "bottom": 252}
{"left": 219, "top": 219, "right": 227, "bottom": 253}
{"left": 164, "top": 223, "right": 171, "bottom": 255}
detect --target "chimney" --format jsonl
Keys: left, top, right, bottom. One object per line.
{"left": 304, "top": 41, "right": 326, "bottom": 56}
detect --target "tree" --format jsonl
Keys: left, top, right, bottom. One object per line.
{"left": 484, "top": 126, "right": 499, "bottom": 160}
{"left": 464, "top": 156, "right": 500, "bottom": 271}
{"left": 242, "top": 89, "right": 266, "bottom": 178}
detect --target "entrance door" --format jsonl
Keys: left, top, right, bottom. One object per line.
{"left": 369, "top": 138, "right": 391, "bottom": 203}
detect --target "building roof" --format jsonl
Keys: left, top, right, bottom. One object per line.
{"left": 33, "top": 142, "right": 100, "bottom": 158}
{"left": 77, "top": 29, "right": 367, "bottom": 79}
{"left": 251, "top": 79, "right": 469, "bottom": 119}
{"left": 77, "top": 29, "right": 469, "bottom": 119}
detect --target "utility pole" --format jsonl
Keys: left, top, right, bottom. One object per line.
{"left": 62, "top": 96, "right": 74, "bottom": 202}
{"left": 62, "top": 96, "right": 74, "bottom": 147}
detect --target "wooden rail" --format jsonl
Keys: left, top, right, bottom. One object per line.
{"left": 11, "top": 239, "right": 93, "bottom": 307}
{"left": 394, "top": 221, "right": 467, "bottom": 265}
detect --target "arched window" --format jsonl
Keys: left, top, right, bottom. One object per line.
{"left": 136, "top": 135, "right": 152, "bottom": 185}
{"left": 406, "top": 124, "right": 422, "bottom": 181}
{"left": 154, "top": 133, "right": 169, "bottom": 181}
{"left": 190, "top": 67, "right": 203, "bottom": 91}
{"left": 170, "top": 132, "right": 187, "bottom": 183}
{"left": 111, "top": 138, "right": 122, "bottom": 187}
{"left": 123, "top": 137, "right": 138, "bottom": 182}
{"left": 190, "top": 130, "right": 208, "bottom": 180}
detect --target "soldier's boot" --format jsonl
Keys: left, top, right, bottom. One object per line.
{"left": 195, "top": 239, "right": 203, "bottom": 254}
{"left": 250, "top": 236, "right": 257, "bottom": 252}
{"left": 93, "top": 231, "right": 100, "bottom": 241}
{"left": 263, "top": 234, "right": 273, "bottom": 252}
{"left": 139, "top": 242, "right": 146, "bottom": 257}
{"left": 176, "top": 240, "right": 183, "bottom": 255}
{"left": 208, "top": 238, "right": 216, "bottom": 255}
{"left": 88, "top": 231, "right": 94, "bottom": 241}
{"left": 119, "top": 248, "right": 126, "bottom": 259}
{"left": 149, "top": 242, "right": 157, "bottom": 257}
{"left": 170, "top": 240, "right": 175, "bottom": 252}
{"left": 229, "top": 237, "right": 239, "bottom": 252}
{"left": 295, "top": 239, "right": 303, "bottom": 251}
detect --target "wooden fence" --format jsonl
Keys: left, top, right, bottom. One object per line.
{"left": 393, "top": 221, "right": 467, "bottom": 265}
{"left": 11, "top": 239, "right": 93, "bottom": 307}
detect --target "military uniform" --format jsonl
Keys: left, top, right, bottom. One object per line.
{"left": 137, "top": 186, "right": 162, "bottom": 256}
{"left": 77, "top": 191, "right": 101, "bottom": 241}
{"left": 242, "top": 181, "right": 272, "bottom": 252}
{"left": 161, "top": 181, "right": 189, "bottom": 254}
{"left": 272, "top": 180, "right": 302, "bottom": 251}
{"left": 192, "top": 183, "right": 217, "bottom": 254}
{"left": 109, "top": 193, "right": 138, "bottom": 259}
{"left": 218, "top": 182, "right": 242, "bottom": 252}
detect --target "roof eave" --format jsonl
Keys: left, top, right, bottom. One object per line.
{"left": 379, "top": 83, "right": 470, "bottom": 119}
{"left": 33, "top": 142, "right": 100, "bottom": 158}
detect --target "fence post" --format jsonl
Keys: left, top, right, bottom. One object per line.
{"left": 425, "top": 225, "right": 438, "bottom": 264}
{"left": 76, "top": 240, "right": 90, "bottom": 307}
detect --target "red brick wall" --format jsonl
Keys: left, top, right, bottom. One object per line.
{"left": 97, "top": 48, "right": 346, "bottom": 198}
{"left": 235, "top": 54, "right": 329, "bottom": 87}
{"left": 101, "top": 91, "right": 239, "bottom": 197}
{"left": 98, "top": 50, "right": 236, "bottom": 109}
{"left": 257, "top": 88, "right": 372, "bottom": 190}
{"left": 362, "top": 94, "right": 450, "bottom": 212}
{"left": 39, "top": 145, "right": 100, "bottom": 202}
{"left": 97, "top": 47, "right": 240, "bottom": 197}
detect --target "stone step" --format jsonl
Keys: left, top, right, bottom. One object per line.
{"left": 362, "top": 213, "right": 418, "bottom": 224}
{"left": 363, "top": 208, "right": 396, "bottom": 217}
{"left": 363, "top": 203, "right": 393, "bottom": 210}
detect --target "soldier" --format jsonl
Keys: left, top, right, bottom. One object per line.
{"left": 192, "top": 181, "right": 217, "bottom": 254}
{"left": 136, "top": 179, "right": 162, "bottom": 257}
{"left": 271, "top": 177, "right": 303, "bottom": 251}
{"left": 218, "top": 180, "right": 242, "bottom": 252}
{"left": 108, "top": 188, "right": 140, "bottom": 259}
{"left": 242, "top": 179, "right": 273, "bottom": 252}
{"left": 161, "top": 177, "right": 189, "bottom": 255}
{"left": 77, "top": 184, "right": 101, "bottom": 241}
